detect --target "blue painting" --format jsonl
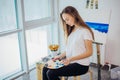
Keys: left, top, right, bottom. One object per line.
{"left": 86, "top": 22, "right": 109, "bottom": 33}
{"left": 86, "top": 22, "right": 109, "bottom": 44}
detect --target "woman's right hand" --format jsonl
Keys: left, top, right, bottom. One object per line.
{"left": 52, "top": 55, "right": 61, "bottom": 61}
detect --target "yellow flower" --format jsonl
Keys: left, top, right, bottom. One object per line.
{"left": 49, "top": 44, "right": 59, "bottom": 51}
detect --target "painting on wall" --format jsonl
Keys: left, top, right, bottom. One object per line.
{"left": 86, "top": 0, "right": 98, "bottom": 9}
{"left": 86, "top": 22, "right": 109, "bottom": 44}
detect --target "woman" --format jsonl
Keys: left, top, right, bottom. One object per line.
{"left": 42, "top": 6, "right": 94, "bottom": 80}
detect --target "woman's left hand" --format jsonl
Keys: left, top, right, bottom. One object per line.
{"left": 61, "top": 58, "right": 70, "bottom": 66}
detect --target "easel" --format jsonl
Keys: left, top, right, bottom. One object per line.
{"left": 93, "top": 41, "right": 103, "bottom": 80}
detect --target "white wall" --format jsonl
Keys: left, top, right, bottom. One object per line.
{"left": 58, "top": 0, "right": 120, "bottom": 66}
{"left": 102, "top": 0, "right": 120, "bottom": 66}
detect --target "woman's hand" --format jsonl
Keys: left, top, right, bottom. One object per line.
{"left": 61, "top": 58, "right": 70, "bottom": 66}
{"left": 52, "top": 55, "right": 61, "bottom": 61}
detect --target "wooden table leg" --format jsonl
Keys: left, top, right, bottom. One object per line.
{"left": 36, "top": 63, "right": 44, "bottom": 80}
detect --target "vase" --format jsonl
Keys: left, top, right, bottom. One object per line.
{"left": 50, "top": 50, "right": 58, "bottom": 58}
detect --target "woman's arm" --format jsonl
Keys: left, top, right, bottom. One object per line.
{"left": 69, "top": 40, "right": 93, "bottom": 62}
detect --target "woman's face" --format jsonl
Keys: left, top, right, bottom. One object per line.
{"left": 62, "top": 13, "right": 75, "bottom": 26}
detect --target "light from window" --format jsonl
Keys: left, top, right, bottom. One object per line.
{"left": 0, "top": 0, "right": 17, "bottom": 32}
{"left": 0, "top": 34, "right": 21, "bottom": 77}
{"left": 26, "top": 25, "right": 52, "bottom": 66}
{"left": 24, "top": 0, "right": 51, "bottom": 21}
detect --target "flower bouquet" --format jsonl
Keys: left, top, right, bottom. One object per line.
{"left": 49, "top": 44, "right": 59, "bottom": 57}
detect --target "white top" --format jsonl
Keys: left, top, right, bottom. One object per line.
{"left": 66, "top": 28, "right": 93, "bottom": 66}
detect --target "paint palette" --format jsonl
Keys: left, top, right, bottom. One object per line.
{"left": 46, "top": 60, "right": 64, "bottom": 69}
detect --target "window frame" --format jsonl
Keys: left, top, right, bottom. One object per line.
{"left": 0, "top": 0, "right": 57, "bottom": 80}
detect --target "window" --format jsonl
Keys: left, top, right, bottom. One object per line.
{"left": 0, "top": 0, "right": 55, "bottom": 79}
{"left": 24, "top": 0, "right": 52, "bottom": 21}
{"left": 0, "top": 34, "right": 21, "bottom": 77}
{"left": 26, "top": 25, "right": 52, "bottom": 66}
{"left": 0, "top": 0, "right": 17, "bottom": 32}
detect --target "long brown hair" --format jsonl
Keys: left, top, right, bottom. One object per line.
{"left": 60, "top": 6, "right": 94, "bottom": 40}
